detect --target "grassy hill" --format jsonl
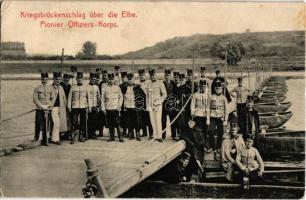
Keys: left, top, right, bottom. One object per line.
{"left": 115, "top": 31, "right": 305, "bottom": 59}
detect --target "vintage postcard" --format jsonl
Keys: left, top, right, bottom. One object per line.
{"left": 0, "top": 0, "right": 305, "bottom": 198}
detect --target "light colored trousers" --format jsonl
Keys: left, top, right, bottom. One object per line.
{"left": 149, "top": 107, "right": 163, "bottom": 139}
{"left": 51, "top": 107, "right": 60, "bottom": 142}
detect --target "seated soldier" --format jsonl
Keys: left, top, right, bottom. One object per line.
{"left": 236, "top": 136, "right": 264, "bottom": 184}
{"left": 221, "top": 125, "right": 246, "bottom": 182}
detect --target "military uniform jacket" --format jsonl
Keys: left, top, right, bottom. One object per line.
{"left": 231, "top": 86, "right": 249, "bottom": 104}
{"left": 51, "top": 85, "right": 68, "bottom": 132}
{"left": 191, "top": 91, "right": 210, "bottom": 117}
{"left": 87, "top": 84, "right": 100, "bottom": 108}
{"left": 163, "top": 80, "right": 178, "bottom": 112}
{"left": 139, "top": 81, "right": 148, "bottom": 111}
{"left": 209, "top": 94, "right": 228, "bottom": 121}
{"left": 68, "top": 84, "right": 91, "bottom": 109}
{"left": 60, "top": 82, "right": 71, "bottom": 99}
{"left": 101, "top": 84, "right": 123, "bottom": 111}
{"left": 236, "top": 147, "right": 264, "bottom": 172}
{"left": 146, "top": 80, "right": 167, "bottom": 111}
{"left": 33, "top": 84, "right": 53, "bottom": 109}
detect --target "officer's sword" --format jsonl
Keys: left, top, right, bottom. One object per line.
{"left": 44, "top": 109, "right": 49, "bottom": 145}
{"left": 85, "top": 108, "right": 89, "bottom": 140}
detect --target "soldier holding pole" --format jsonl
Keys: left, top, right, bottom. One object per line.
{"left": 33, "top": 72, "right": 53, "bottom": 146}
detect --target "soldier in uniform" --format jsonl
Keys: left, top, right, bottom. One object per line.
{"left": 114, "top": 66, "right": 122, "bottom": 85}
{"left": 198, "top": 67, "right": 210, "bottom": 92}
{"left": 175, "top": 73, "right": 188, "bottom": 133}
{"left": 97, "top": 70, "right": 108, "bottom": 137}
{"left": 68, "top": 72, "right": 91, "bottom": 144}
{"left": 147, "top": 69, "right": 167, "bottom": 142}
{"left": 162, "top": 69, "right": 178, "bottom": 139}
{"left": 33, "top": 72, "right": 53, "bottom": 146}
{"left": 70, "top": 66, "right": 77, "bottom": 85}
{"left": 119, "top": 72, "right": 128, "bottom": 137}
{"left": 211, "top": 70, "right": 232, "bottom": 103}
{"left": 101, "top": 73, "right": 124, "bottom": 142}
{"left": 60, "top": 74, "right": 71, "bottom": 99}
{"left": 138, "top": 69, "right": 153, "bottom": 138}
{"left": 245, "top": 95, "right": 260, "bottom": 146}
{"left": 122, "top": 73, "right": 145, "bottom": 140}
{"left": 87, "top": 73, "right": 101, "bottom": 139}
{"left": 173, "top": 72, "right": 180, "bottom": 86}
{"left": 191, "top": 79, "right": 210, "bottom": 151}
{"left": 60, "top": 73, "right": 72, "bottom": 138}
{"left": 208, "top": 80, "right": 228, "bottom": 156}
{"left": 96, "top": 68, "right": 102, "bottom": 85}
{"left": 231, "top": 77, "right": 249, "bottom": 139}
{"left": 50, "top": 72, "right": 68, "bottom": 145}
{"left": 184, "top": 69, "right": 198, "bottom": 121}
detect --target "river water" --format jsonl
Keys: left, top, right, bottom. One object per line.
{"left": 0, "top": 72, "right": 304, "bottom": 149}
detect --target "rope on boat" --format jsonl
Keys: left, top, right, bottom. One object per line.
{"left": 0, "top": 108, "right": 36, "bottom": 123}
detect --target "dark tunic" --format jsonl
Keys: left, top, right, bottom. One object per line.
{"left": 60, "top": 82, "right": 71, "bottom": 99}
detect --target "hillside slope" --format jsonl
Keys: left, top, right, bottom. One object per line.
{"left": 116, "top": 31, "right": 304, "bottom": 59}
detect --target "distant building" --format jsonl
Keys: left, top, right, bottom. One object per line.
{"left": 1, "top": 41, "right": 26, "bottom": 59}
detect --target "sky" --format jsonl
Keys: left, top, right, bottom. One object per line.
{"left": 1, "top": 1, "right": 304, "bottom": 56}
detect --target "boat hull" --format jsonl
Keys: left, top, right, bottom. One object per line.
{"left": 254, "top": 102, "right": 291, "bottom": 113}
{"left": 259, "top": 111, "right": 293, "bottom": 129}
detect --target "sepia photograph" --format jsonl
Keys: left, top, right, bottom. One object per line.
{"left": 0, "top": 0, "right": 305, "bottom": 198}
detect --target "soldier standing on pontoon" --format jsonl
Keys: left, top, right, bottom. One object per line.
{"left": 162, "top": 69, "right": 178, "bottom": 140}
{"left": 191, "top": 79, "right": 211, "bottom": 151}
{"left": 211, "top": 70, "right": 232, "bottom": 103}
{"left": 33, "top": 72, "right": 53, "bottom": 146}
{"left": 97, "top": 70, "right": 108, "bottom": 137}
{"left": 50, "top": 72, "right": 68, "bottom": 145}
{"left": 101, "top": 73, "right": 124, "bottom": 142}
{"left": 87, "top": 73, "right": 101, "bottom": 139}
{"left": 208, "top": 80, "right": 228, "bottom": 158}
{"left": 68, "top": 72, "right": 91, "bottom": 144}
{"left": 138, "top": 69, "right": 153, "bottom": 138}
{"left": 184, "top": 69, "right": 198, "bottom": 121}
{"left": 147, "top": 69, "right": 167, "bottom": 142}
{"left": 231, "top": 77, "right": 249, "bottom": 139}
{"left": 119, "top": 72, "right": 128, "bottom": 137}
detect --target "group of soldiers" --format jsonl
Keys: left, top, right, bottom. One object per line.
{"left": 33, "top": 65, "right": 263, "bottom": 184}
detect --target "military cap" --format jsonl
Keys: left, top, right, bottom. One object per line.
{"left": 148, "top": 69, "right": 155, "bottom": 76}
{"left": 121, "top": 72, "right": 127, "bottom": 78}
{"left": 199, "top": 80, "right": 207, "bottom": 86}
{"left": 127, "top": 73, "right": 134, "bottom": 80}
{"left": 237, "top": 77, "right": 243, "bottom": 82}
{"left": 247, "top": 94, "right": 254, "bottom": 100}
{"left": 216, "top": 69, "right": 220, "bottom": 74}
{"left": 138, "top": 69, "right": 145, "bottom": 75}
{"left": 187, "top": 69, "right": 193, "bottom": 75}
{"left": 200, "top": 67, "right": 206, "bottom": 72}
{"left": 71, "top": 66, "right": 77, "bottom": 72}
{"left": 182, "top": 152, "right": 191, "bottom": 160}
{"left": 114, "top": 66, "right": 120, "bottom": 70}
{"left": 96, "top": 68, "right": 102, "bottom": 73}
{"left": 41, "top": 72, "right": 48, "bottom": 78}
{"left": 173, "top": 72, "right": 179, "bottom": 77}
{"left": 76, "top": 72, "right": 83, "bottom": 79}
{"left": 246, "top": 134, "right": 254, "bottom": 141}
{"left": 179, "top": 73, "right": 185, "bottom": 79}
{"left": 89, "top": 72, "right": 96, "bottom": 79}
{"left": 102, "top": 70, "right": 108, "bottom": 74}
{"left": 165, "top": 69, "right": 171, "bottom": 75}
{"left": 63, "top": 73, "right": 70, "bottom": 79}
{"left": 53, "top": 72, "right": 61, "bottom": 78}
{"left": 214, "top": 80, "right": 223, "bottom": 87}
{"left": 108, "top": 73, "right": 115, "bottom": 79}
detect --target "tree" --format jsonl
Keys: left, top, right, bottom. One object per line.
{"left": 210, "top": 40, "right": 245, "bottom": 65}
{"left": 76, "top": 41, "right": 97, "bottom": 60}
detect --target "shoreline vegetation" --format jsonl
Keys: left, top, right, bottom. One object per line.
{"left": 0, "top": 56, "right": 304, "bottom": 74}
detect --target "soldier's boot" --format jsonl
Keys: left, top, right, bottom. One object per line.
{"left": 41, "top": 131, "right": 48, "bottom": 146}
{"left": 136, "top": 131, "right": 141, "bottom": 141}
{"left": 98, "top": 128, "right": 104, "bottom": 137}
{"left": 79, "top": 131, "right": 86, "bottom": 142}
{"left": 131, "top": 131, "right": 135, "bottom": 139}
{"left": 70, "top": 131, "right": 76, "bottom": 144}
{"left": 118, "top": 129, "right": 124, "bottom": 143}
{"left": 107, "top": 129, "right": 115, "bottom": 142}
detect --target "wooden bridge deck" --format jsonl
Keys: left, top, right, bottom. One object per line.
{"left": 0, "top": 138, "right": 185, "bottom": 197}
